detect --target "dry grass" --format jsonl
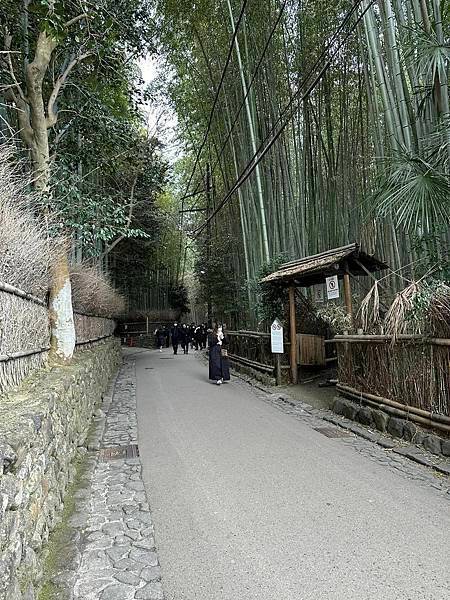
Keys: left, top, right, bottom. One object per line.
{"left": 428, "top": 283, "right": 450, "bottom": 338}
{"left": 358, "top": 281, "right": 381, "bottom": 332}
{"left": 384, "top": 280, "right": 450, "bottom": 339}
{"left": 384, "top": 281, "right": 420, "bottom": 338}
{"left": 70, "top": 265, "right": 126, "bottom": 318}
{"left": 0, "top": 145, "right": 60, "bottom": 298}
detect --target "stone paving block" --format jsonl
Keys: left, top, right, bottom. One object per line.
{"left": 66, "top": 359, "right": 166, "bottom": 599}
{"left": 100, "top": 582, "right": 135, "bottom": 599}
{"left": 140, "top": 566, "right": 162, "bottom": 582}
{"left": 129, "top": 548, "right": 159, "bottom": 566}
{"left": 114, "top": 570, "right": 142, "bottom": 586}
{"left": 135, "top": 581, "right": 165, "bottom": 600}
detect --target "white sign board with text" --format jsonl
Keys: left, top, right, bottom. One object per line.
{"left": 326, "top": 275, "right": 340, "bottom": 299}
{"left": 271, "top": 319, "right": 284, "bottom": 354}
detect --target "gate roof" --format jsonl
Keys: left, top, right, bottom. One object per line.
{"left": 260, "top": 243, "right": 388, "bottom": 287}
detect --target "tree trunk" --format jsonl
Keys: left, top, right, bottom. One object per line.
{"left": 23, "top": 30, "right": 76, "bottom": 360}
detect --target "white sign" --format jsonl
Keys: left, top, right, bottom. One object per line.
{"left": 326, "top": 275, "right": 340, "bottom": 299}
{"left": 314, "top": 284, "right": 324, "bottom": 303}
{"left": 271, "top": 319, "right": 284, "bottom": 354}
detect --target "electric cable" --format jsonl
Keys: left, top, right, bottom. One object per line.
{"left": 191, "top": 0, "right": 372, "bottom": 238}
{"left": 185, "top": 0, "right": 289, "bottom": 208}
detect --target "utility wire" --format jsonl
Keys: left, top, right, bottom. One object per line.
{"left": 177, "top": 0, "right": 249, "bottom": 278}
{"left": 185, "top": 0, "right": 288, "bottom": 209}
{"left": 179, "top": 0, "right": 250, "bottom": 203}
{"left": 191, "top": 0, "right": 371, "bottom": 238}
{"left": 185, "top": 0, "right": 363, "bottom": 221}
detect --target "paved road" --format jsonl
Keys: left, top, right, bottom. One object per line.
{"left": 134, "top": 349, "right": 450, "bottom": 600}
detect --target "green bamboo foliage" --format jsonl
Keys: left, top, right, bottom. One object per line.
{"left": 156, "top": 0, "right": 449, "bottom": 324}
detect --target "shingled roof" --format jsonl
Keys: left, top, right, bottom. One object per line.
{"left": 260, "top": 243, "right": 388, "bottom": 287}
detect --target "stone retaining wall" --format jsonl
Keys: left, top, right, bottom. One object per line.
{"left": 0, "top": 338, "right": 121, "bottom": 600}
{"left": 333, "top": 396, "right": 450, "bottom": 457}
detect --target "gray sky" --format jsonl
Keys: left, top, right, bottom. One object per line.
{"left": 139, "top": 56, "right": 181, "bottom": 163}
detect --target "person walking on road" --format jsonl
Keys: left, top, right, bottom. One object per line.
{"left": 171, "top": 323, "right": 180, "bottom": 355}
{"left": 200, "top": 323, "right": 208, "bottom": 350}
{"left": 155, "top": 326, "right": 166, "bottom": 352}
{"left": 180, "top": 324, "right": 189, "bottom": 354}
{"left": 208, "top": 324, "right": 230, "bottom": 385}
{"left": 193, "top": 325, "right": 202, "bottom": 351}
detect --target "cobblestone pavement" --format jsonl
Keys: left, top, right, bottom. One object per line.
{"left": 69, "top": 356, "right": 165, "bottom": 600}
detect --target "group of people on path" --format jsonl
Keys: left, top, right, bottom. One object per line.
{"left": 154, "top": 321, "right": 230, "bottom": 385}
{"left": 154, "top": 323, "right": 208, "bottom": 355}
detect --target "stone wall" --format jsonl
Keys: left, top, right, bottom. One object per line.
{"left": 333, "top": 396, "right": 450, "bottom": 457}
{"left": 0, "top": 338, "right": 121, "bottom": 600}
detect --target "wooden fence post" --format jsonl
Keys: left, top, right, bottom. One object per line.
{"left": 289, "top": 285, "right": 298, "bottom": 385}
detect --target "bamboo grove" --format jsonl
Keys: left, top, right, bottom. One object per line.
{"left": 156, "top": 0, "right": 449, "bottom": 325}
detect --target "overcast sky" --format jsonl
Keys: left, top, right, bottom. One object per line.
{"left": 139, "top": 56, "right": 181, "bottom": 164}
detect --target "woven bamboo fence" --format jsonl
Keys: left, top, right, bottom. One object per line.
{"left": 226, "top": 330, "right": 285, "bottom": 374}
{"left": 74, "top": 313, "right": 116, "bottom": 346}
{"left": 335, "top": 336, "right": 450, "bottom": 417}
{"left": 0, "top": 282, "right": 50, "bottom": 394}
{"left": 0, "top": 282, "right": 117, "bottom": 395}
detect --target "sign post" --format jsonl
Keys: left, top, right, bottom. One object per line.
{"left": 326, "top": 275, "right": 340, "bottom": 300}
{"left": 271, "top": 318, "right": 284, "bottom": 385}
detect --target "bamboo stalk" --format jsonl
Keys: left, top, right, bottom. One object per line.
{"left": 228, "top": 352, "right": 274, "bottom": 373}
{"left": 0, "top": 347, "right": 50, "bottom": 362}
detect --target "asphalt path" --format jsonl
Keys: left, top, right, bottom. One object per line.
{"left": 134, "top": 348, "right": 450, "bottom": 600}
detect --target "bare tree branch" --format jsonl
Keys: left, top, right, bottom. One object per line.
{"left": 98, "top": 175, "right": 139, "bottom": 260}
{"left": 64, "top": 13, "right": 89, "bottom": 29}
{"left": 47, "top": 51, "right": 93, "bottom": 127}
{"left": 3, "top": 32, "right": 29, "bottom": 106}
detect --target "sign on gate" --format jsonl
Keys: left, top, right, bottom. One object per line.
{"left": 271, "top": 319, "right": 284, "bottom": 354}
{"left": 326, "top": 275, "right": 340, "bottom": 299}
{"left": 314, "top": 284, "right": 324, "bottom": 303}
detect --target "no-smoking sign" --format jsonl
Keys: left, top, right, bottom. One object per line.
{"left": 326, "top": 275, "right": 339, "bottom": 299}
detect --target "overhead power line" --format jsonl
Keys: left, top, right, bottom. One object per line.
{"left": 179, "top": 0, "right": 250, "bottom": 204}
{"left": 185, "top": 0, "right": 288, "bottom": 209}
{"left": 191, "top": 0, "right": 372, "bottom": 239}
{"left": 176, "top": 0, "right": 249, "bottom": 279}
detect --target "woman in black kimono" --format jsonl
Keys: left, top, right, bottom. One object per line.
{"left": 208, "top": 324, "right": 230, "bottom": 385}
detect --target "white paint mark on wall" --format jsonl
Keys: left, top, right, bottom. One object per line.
{"left": 51, "top": 279, "right": 75, "bottom": 360}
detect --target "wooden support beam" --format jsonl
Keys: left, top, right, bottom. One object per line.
{"left": 289, "top": 286, "right": 298, "bottom": 384}
{"left": 343, "top": 262, "right": 353, "bottom": 316}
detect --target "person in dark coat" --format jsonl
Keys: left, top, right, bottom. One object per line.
{"left": 155, "top": 327, "right": 166, "bottom": 352}
{"left": 200, "top": 323, "right": 208, "bottom": 350}
{"left": 193, "top": 325, "right": 202, "bottom": 351}
{"left": 180, "top": 323, "right": 189, "bottom": 354}
{"left": 208, "top": 324, "right": 230, "bottom": 384}
{"left": 171, "top": 323, "right": 180, "bottom": 355}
